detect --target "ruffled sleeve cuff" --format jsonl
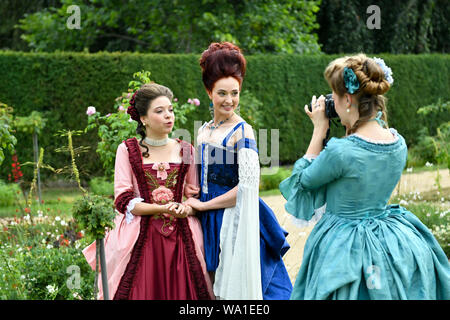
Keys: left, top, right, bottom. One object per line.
{"left": 279, "top": 156, "right": 326, "bottom": 225}
{"left": 290, "top": 203, "right": 326, "bottom": 228}
{"left": 125, "top": 197, "right": 144, "bottom": 224}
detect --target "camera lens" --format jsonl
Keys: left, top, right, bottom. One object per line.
{"left": 308, "top": 94, "right": 338, "bottom": 119}
{"left": 324, "top": 94, "right": 339, "bottom": 119}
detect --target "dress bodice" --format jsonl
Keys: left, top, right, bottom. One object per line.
{"left": 327, "top": 129, "right": 406, "bottom": 217}
{"left": 142, "top": 162, "right": 184, "bottom": 237}
{"left": 143, "top": 162, "right": 182, "bottom": 202}
{"left": 197, "top": 144, "right": 239, "bottom": 192}
{"left": 284, "top": 128, "right": 408, "bottom": 219}
{"left": 197, "top": 121, "right": 258, "bottom": 194}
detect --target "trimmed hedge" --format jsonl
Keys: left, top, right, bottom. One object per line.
{"left": 0, "top": 51, "right": 449, "bottom": 182}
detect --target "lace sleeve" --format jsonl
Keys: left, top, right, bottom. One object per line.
{"left": 213, "top": 125, "right": 262, "bottom": 300}
{"left": 237, "top": 148, "right": 260, "bottom": 189}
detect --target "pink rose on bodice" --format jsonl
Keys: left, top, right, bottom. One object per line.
{"left": 152, "top": 186, "right": 174, "bottom": 204}
{"left": 152, "top": 162, "right": 170, "bottom": 180}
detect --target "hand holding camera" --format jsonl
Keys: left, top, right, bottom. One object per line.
{"left": 304, "top": 95, "right": 329, "bottom": 136}
{"left": 307, "top": 93, "right": 338, "bottom": 119}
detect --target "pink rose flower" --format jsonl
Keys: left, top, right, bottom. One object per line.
{"left": 86, "top": 106, "right": 96, "bottom": 116}
{"left": 192, "top": 98, "right": 200, "bottom": 106}
{"left": 152, "top": 162, "right": 170, "bottom": 180}
{"left": 187, "top": 98, "right": 193, "bottom": 104}
{"left": 118, "top": 105, "right": 125, "bottom": 111}
{"left": 152, "top": 186, "right": 174, "bottom": 204}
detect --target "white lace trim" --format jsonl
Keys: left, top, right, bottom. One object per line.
{"left": 125, "top": 197, "right": 144, "bottom": 224}
{"left": 199, "top": 141, "right": 237, "bottom": 153}
{"left": 349, "top": 128, "right": 399, "bottom": 144}
{"left": 237, "top": 148, "right": 260, "bottom": 189}
{"left": 202, "top": 144, "right": 209, "bottom": 194}
{"left": 290, "top": 203, "right": 327, "bottom": 229}
{"left": 197, "top": 121, "right": 244, "bottom": 149}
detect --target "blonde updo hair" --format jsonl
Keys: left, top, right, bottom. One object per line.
{"left": 324, "top": 53, "right": 391, "bottom": 135}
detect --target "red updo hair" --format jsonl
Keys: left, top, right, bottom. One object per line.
{"left": 199, "top": 42, "right": 247, "bottom": 92}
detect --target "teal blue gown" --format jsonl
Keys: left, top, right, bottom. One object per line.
{"left": 279, "top": 128, "right": 450, "bottom": 300}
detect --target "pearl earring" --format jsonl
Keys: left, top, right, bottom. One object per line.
{"left": 346, "top": 108, "right": 350, "bottom": 113}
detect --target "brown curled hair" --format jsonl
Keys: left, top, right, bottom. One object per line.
{"left": 132, "top": 83, "right": 173, "bottom": 158}
{"left": 324, "top": 53, "right": 391, "bottom": 135}
{"left": 199, "top": 42, "right": 247, "bottom": 92}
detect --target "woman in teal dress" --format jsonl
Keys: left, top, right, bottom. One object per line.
{"left": 280, "top": 53, "right": 450, "bottom": 300}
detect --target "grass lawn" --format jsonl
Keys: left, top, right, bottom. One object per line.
{"left": 0, "top": 188, "right": 86, "bottom": 219}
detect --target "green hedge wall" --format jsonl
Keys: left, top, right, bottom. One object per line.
{"left": 0, "top": 51, "right": 449, "bottom": 183}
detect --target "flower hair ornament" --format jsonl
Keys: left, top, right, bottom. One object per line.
{"left": 127, "top": 91, "right": 140, "bottom": 122}
{"left": 343, "top": 67, "right": 360, "bottom": 94}
{"left": 373, "top": 57, "right": 394, "bottom": 84}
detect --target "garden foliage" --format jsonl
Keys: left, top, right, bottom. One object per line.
{"left": 0, "top": 52, "right": 449, "bottom": 179}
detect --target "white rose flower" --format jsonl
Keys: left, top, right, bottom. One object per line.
{"left": 86, "top": 106, "right": 96, "bottom": 116}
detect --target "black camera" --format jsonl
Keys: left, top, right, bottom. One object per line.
{"left": 308, "top": 93, "right": 338, "bottom": 119}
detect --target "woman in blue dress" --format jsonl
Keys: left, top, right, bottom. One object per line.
{"left": 184, "top": 42, "right": 292, "bottom": 300}
{"left": 280, "top": 53, "right": 450, "bottom": 300}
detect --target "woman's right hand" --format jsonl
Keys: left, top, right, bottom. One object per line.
{"left": 304, "top": 95, "right": 329, "bottom": 136}
{"left": 183, "top": 197, "right": 206, "bottom": 212}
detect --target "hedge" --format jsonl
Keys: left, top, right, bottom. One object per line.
{"left": 0, "top": 51, "right": 449, "bottom": 182}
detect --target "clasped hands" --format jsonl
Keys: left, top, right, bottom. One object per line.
{"left": 162, "top": 184, "right": 202, "bottom": 218}
{"left": 162, "top": 201, "right": 193, "bottom": 218}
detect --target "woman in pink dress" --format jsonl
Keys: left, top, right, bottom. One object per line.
{"left": 83, "top": 83, "right": 214, "bottom": 300}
